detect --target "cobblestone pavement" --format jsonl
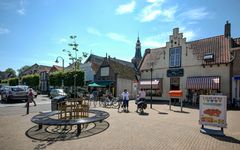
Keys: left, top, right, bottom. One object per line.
{"left": 0, "top": 101, "right": 240, "bottom": 150}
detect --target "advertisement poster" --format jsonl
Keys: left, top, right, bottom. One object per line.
{"left": 199, "top": 95, "right": 227, "bottom": 128}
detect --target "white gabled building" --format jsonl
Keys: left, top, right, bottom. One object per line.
{"left": 139, "top": 22, "right": 238, "bottom": 105}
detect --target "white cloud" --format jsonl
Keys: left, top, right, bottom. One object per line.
{"left": 116, "top": 1, "right": 136, "bottom": 15}
{"left": 87, "top": 27, "right": 102, "bottom": 36}
{"left": 106, "top": 32, "right": 131, "bottom": 44}
{"left": 162, "top": 6, "right": 177, "bottom": 21}
{"left": 147, "top": 0, "right": 165, "bottom": 4}
{"left": 143, "top": 33, "right": 170, "bottom": 48}
{"left": 0, "top": 26, "right": 10, "bottom": 34}
{"left": 139, "top": 2, "right": 161, "bottom": 22}
{"left": 180, "top": 7, "right": 209, "bottom": 20}
{"left": 141, "top": 10, "right": 161, "bottom": 22}
{"left": 183, "top": 30, "right": 196, "bottom": 41}
{"left": 180, "top": 27, "right": 196, "bottom": 41}
{"left": 138, "top": 0, "right": 176, "bottom": 22}
{"left": 17, "top": 0, "right": 26, "bottom": 15}
{"left": 17, "top": 8, "right": 25, "bottom": 15}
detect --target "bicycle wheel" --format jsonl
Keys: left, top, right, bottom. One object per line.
{"left": 117, "top": 100, "right": 122, "bottom": 111}
{"left": 112, "top": 98, "right": 119, "bottom": 108}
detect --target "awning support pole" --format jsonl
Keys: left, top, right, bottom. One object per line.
{"left": 169, "top": 99, "right": 171, "bottom": 110}
{"left": 180, "top": 98, "right": 183, "bottom": 112}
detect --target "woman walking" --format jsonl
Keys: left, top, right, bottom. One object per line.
{"left": 121, "top": 89, "right": 129, "bottom": 112}
{"left": 25, "top": 88, "right": 37, "bottom": 107}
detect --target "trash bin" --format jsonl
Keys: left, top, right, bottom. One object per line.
{"left": 51, "top": 96, "right": 67, "bottom": 111}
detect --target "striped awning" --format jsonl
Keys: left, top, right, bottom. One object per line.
{"left": 140, "top": 80, "right": 160, "bottom": 90}
{"left": 186, "top": 76, "right": 220, "bottom": 90}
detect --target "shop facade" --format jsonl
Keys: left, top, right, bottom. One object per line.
{"left": 94, "top": 57, "right": 137, "bottom": 98}
{"left": 231, "top": 39, "right": 240, "bottom": 103}
{"left": 140, "top": 24, "right": 234, "bottom": 103}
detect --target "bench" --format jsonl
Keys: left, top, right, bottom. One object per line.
{"left": 31, "top": 109, "right": 109, "bottom": 136}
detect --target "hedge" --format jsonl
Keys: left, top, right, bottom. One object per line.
{"left": 49, "top": 71, "right": 84, "bottom": 87}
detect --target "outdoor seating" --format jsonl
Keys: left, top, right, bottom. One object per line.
{"left": 32, "top": 97, "right": 109, "bottom": 136}
{"left": 31, "top": 109, "right": 109, "bottom": 136}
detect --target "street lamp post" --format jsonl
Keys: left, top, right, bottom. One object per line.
{"left": 55, "top": 56, "right": 65, "bottom": 72}
{"left": 55, "top": 56, "right": 64, "bottom": 88}
{"left": 150, "top": 62, "right": 153, "bottom": 109}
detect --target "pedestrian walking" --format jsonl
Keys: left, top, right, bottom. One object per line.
{"left": 25, "top": 88, "right": 37, "bottom": 107}
{"left": 121, "top": 89, "right": 129, "bottom": 112}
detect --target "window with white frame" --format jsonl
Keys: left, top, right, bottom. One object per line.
{"left": 169, "top": 47, "right": 181, "bottom": 68}
{"left": 101, "top": 67, "right": 109, "bottom": 76}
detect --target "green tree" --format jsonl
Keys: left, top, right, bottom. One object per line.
{"left": 5, "top": 68, "right": 16, "bottom": 77}
{"left": 17, "top": 65, "right": 30, "bottom": 76}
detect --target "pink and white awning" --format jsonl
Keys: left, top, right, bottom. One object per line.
{"left": 140, "top": 80, "right": 160, "bottom": 90}
{"left": 186, "top": 76, "right": 220, "bottom": 90}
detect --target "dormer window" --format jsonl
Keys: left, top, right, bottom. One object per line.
{"left": 204, "top": 53, "right": 214, "bottom": 62}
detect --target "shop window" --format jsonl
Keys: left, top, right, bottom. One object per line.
{"left": 169, "top": 47, "right": 181, "bottom": 68}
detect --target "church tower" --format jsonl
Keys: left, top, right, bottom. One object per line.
{"left": 131, "top": 36, "right": 142, "bottom": 69}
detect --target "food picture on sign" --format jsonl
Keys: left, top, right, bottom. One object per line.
{"left": 203, "top": 109, "right": 221, "bottom": 117}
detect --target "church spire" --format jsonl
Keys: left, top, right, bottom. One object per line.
{"left": 132, "top": 35, "right": 142, "bottom": 69}
{"left": 135, "top": 35, "right": 142, "bottom": 58}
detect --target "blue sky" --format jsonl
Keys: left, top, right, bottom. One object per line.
{"left": 0, "top": 0, "right": 239, "bottom": 73}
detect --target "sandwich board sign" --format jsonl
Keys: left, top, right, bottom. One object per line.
{"left": 199, "top": 95, "right": 227, "bottom": 129}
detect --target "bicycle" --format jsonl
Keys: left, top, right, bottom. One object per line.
{"left": 88, "top": 94, "right": 98, "bottom": 107}
{"left": 102, "top": 96, "right": 119, "bottom": 108}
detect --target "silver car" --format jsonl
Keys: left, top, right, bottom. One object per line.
{"left": 1, "top": 86, "right": 28, "bottom": 102}
{"left": 17, "top": 85, "right": 37, "bottom": 98}
{"left": 50, "top": 89, "right": 66, "bottom": 99}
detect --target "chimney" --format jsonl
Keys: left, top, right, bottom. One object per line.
{"left": 224, "top": 21, "right": 231, "bottom": 38}
{"left": 173, "top": 28, "right": 179, "bottom": 35}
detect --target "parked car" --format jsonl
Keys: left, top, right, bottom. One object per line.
{"left": 50, "top": 89, "right": 67, "bottom": 99}
{"left": 0, "top": 86, "right": 9, "bottom": 95}
{"left": 1, "top": 86, "right": 28, "bottom": 102}
{"left": 17, "top": 85, "right": 37, "bottom": 98}
{"left": 0, "top": 86, "right": 9, "bottom": 100}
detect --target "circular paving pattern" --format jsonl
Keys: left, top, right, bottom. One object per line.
{"left": 26, "top": 121, "right": 109, "bottom": 141}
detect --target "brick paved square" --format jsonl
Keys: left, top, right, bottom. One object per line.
{"left": 0, "top": 101, "right": 240, "bottom": 150}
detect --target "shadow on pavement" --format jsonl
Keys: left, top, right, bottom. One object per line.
{"left": 151, "top": 108, "right": 168, "bottom": 115}
{"left": 138, "top": 112, "right": 149, "bottom": 116}
{"left": 210, "top": 135, "right": 240, "bottom": 144}
{"left": 173, "top": 110, "right": 190, "bottom": 114}
{"left": 25, "top": 121, "right": 109, "bottom": 142}
{"left": 0, "top": 100, "right": 25, "bottom": 104}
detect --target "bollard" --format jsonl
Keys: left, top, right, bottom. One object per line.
{"left": 26, "top": 102, "right": 29, "bottom": 114}
{"left": 180, "top": 98, "right": 183, "bottom": 112}
{"left": 169, "top": 98, "right": 171, "bottom": 110}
